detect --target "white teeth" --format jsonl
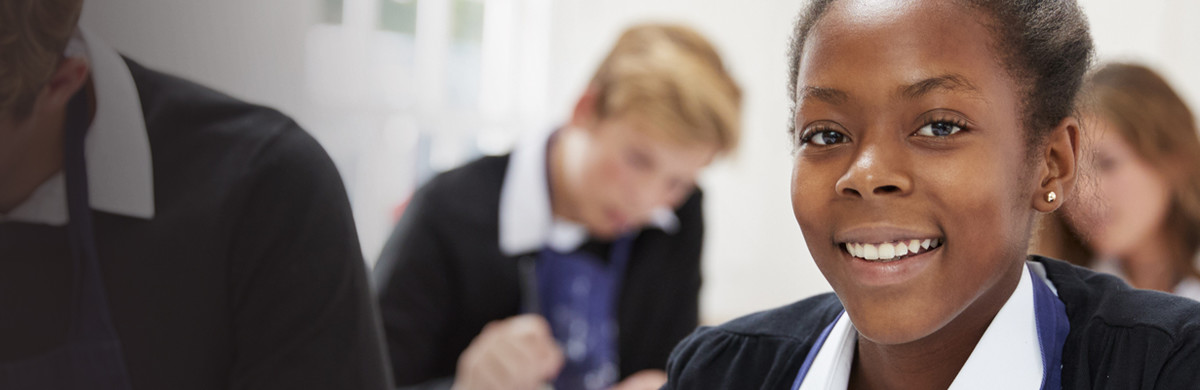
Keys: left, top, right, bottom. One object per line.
{"left": 863, "top": 244, "right": 879, "bottom": 260}
{"left": 843, "top": 238, "right": 943, "bottom": 261}
{"left": 878, "top": 243, "right": 895, "bottom": 260}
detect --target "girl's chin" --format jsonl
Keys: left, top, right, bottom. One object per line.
{"left": 847, "top": 309, "right": 946, "bottom": 346}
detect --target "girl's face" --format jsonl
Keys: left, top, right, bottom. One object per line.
{"left": 1067, "top": 118, "right": 1172, "bottom": 259}
{"left": 791, "top": 0, "right": 1050, "bottom": 346}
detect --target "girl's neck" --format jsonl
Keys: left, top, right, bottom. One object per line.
{"left": 849, "top": 262, "right": 1023, "bottom": 390}
{"left": 850, "top": 336, "right": 977, "bottom": 390}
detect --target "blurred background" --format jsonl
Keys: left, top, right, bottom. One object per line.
{"left": 82, "top": 0, "right": 1200, "bottom": 324}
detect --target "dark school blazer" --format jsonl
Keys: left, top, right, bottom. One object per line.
{"left": 663, "top": 256, "right": 1200, "bottom": 389}
{"left": 0, "top": 58, "right": 391, "bottom": 389}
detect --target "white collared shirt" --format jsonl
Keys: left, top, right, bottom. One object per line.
{"left": 0, "top": 28, "right": 154, "bottom": 226}
{"left": 497, "top": 127, "right": 678, "bottom": 256}
{"left": 799, "top": 262, "right": 1056, "bottom": 390}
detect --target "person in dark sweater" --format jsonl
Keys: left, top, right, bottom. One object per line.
{"left": 664, "top": 0, "right": 1200, "bottom": 389}
{"left": 373, "top": 24, "right": 741, "bottom": 390}
{"left": 0, "top": 1, "right": 390, "bottom": 389}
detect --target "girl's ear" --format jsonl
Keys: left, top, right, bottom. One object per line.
{"left": 1033, "top": 117, "right": 1081, "bottom": 213}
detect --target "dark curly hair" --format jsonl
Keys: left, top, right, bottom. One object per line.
{"left": 786, "top": 0, "right": 1094, "bottom": 150}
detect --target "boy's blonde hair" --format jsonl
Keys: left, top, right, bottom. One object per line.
{"left": 589, "top": 23, "right": 742, "bottom": 154}
{"left": 0, "top": 0, "right": 83, "bottom": 119}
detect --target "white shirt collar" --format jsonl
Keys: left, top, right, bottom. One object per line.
{"left": 0, "top": 28, "right": 155, "bottom": 226}
{"left": 799, "top": 262, "right": 1053, "bottom": 390}
{"left": 497, "top": 127, "right": 678, "bottom": 256}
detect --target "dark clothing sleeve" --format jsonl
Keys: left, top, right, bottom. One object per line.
{"left": 373, "top": 176, "right": 461, "bottom": 389}
{"left": 664, "top": 328, "right": 805, "bottom": 390}
{"left": 224, "top": 125, "right": 391, "bottom": 390}
{"left": 663, "top": 258, "right": 1200, "bottom": 390}
{"left": 618, "top": 189, "right": 705, "bottom": 376}
{"left": 663, "top": 294, "right": 842, "bottom": 390}
{"left": 1157, "top": 325, "right": 1200, "bottom": 388}
{"left": 1040, "top": 256, "right": 1200, "bottom": 390}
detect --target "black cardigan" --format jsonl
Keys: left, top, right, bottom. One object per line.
{"left": 663, "top": 256, "right": 1200, "bottom": 389}
{"left": 373, "top": 155, "right": 706, "bottom": 389}
{"left": 0, "top": 59, "right": 390, "bottom": 389}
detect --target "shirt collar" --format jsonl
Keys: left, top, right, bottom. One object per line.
{"left": 0, "top": 27, "right": 155, "bottom": 226}
{"left": 498, "top": 127, "right": 678, "bottom": 256}
{"left": 799, "top": 262, "right": 1050, "bottom": 390}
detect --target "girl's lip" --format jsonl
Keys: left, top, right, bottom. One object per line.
{"left": 837, "top": 242, "right": 943, "bottom": 287}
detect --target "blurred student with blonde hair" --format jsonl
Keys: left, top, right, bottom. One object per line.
{"left": 374, "top": 23, "right": 741, "bottom": 390}
{"left": 1035, "top": 63, "right": 1200, "bottom": 301}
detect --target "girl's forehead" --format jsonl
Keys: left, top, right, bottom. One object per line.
{"left": 823, "top": 0, "right": 979, "bottom": 23}
{"left": 797, "top": 0, "right": 1008, "bottom": 101}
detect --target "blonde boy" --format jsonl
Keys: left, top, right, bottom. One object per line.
{"left": 376, "top": 24, "right": 741, "bottom": 390}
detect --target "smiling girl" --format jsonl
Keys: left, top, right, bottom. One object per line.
{"left": 663, "top": 0, "right": 1200, "bottom": 389}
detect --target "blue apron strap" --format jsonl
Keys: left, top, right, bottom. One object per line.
{"left": 606, "top": 233, "right": 636, "bottom": 294}
{"left": 791, "top": 311, "right": 843, "bottom": 390}
{"left": 1029, "top": 264, "right": 1069, "bottom": 390}
{"left": 63, "top": 88, "right": 133, "bottom": 387}
{"left": 0, "top": 89, "right": 133, "bottom": 389}
{"left": 63, "top": 87, "right": 123, "bottom": 345}
{"left": 519, "top": 233, "right": 637, "bottom": 314}
{"left": 529, "top": 233, "right": 637, "bottom": 390}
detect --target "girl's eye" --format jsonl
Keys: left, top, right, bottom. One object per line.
{"left": 804, "top": 130, "right": 848, "bottom": 146}
{"left": 916, "top": 121, "right": 964, "bottom": 137}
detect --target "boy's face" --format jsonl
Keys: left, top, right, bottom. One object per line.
{"left": 562, "top": 116, "right": 716, "bottom": 239}
{"left": 790, "top": 0, "right": 1037, "bottom": 346}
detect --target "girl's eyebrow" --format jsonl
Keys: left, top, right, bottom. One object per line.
{"left": 798, "top": 86, "right": 849, "bottom": 105}
{"left": 798, "top": 73, "right": 981, "bottom": 106}
{"left": 900, "top": 73, "right": 981, "bottom": 100}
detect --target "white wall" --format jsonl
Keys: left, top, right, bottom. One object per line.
{"left": 1082, "top": 0, "right": 1200, "bottom": 111}
{"left": 81, "top": 0, "right": 1200, "bottom": 325}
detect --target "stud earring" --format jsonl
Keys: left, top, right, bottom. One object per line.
{"left": 1046, "top": 191, "right": 1057, "bottom": 203}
